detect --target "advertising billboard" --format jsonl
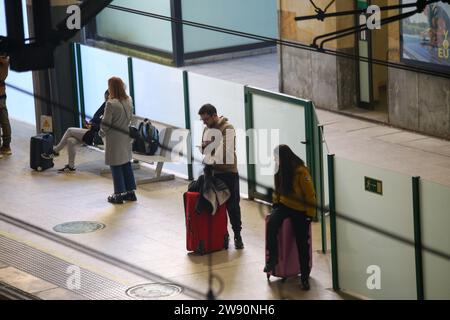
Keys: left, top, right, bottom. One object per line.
{"left": 401, "top": 1, "right": 450, "bottom": 69}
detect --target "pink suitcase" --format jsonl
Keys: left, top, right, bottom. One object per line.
{"left": 265, "top": 216, "right": 312, "bottom": 281}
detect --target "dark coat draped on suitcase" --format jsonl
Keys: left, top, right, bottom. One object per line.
{"left": 187, "top": 171, "right": 230, "bottom": 215}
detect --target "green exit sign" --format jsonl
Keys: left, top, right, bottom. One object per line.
{"left": 365, "top": 177, "right": 383, "bottom": 195}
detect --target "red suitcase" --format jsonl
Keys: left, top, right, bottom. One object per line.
{"left": 184, "top": 191, "right": 229, "bottom": 254}
{"left": 265, "top": 216, "right": 312, "bottom": 280}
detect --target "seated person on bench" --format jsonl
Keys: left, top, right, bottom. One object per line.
{"left": 41, "top": 90, "right": 108, "bottom": 173}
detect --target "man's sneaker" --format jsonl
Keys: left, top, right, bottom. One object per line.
{"left": 300, "top": 279, "right": 310, "bottom": 291}
{"left": 57, "top": 164, "right": 76, "bottom": 173}
{"left": 108, "top": 193, "right": 124, "bottom": 204}
{"left": 234, "top": 235, "right": 244, "bottom": 250}
{"left": 122, "top": 191, "right": 137, "bottom": 202}
{"left": 41, "top": 150, "right": 59, "bottom": 160}
{"left": 0, "top": 146, "right": 12, "bottom": 155}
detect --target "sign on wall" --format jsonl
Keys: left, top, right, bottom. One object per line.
{"left": 365, "top": 176, "right": 383, "bottom": 195}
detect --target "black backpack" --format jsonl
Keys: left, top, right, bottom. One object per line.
{"left": 132, "top": 119, "right": 159, "bottom": 155}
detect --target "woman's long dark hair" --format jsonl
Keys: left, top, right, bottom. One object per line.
{"left": 274, "top": 145, "right": 305, "bottom": 195}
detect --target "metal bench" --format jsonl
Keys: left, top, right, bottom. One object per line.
{"left": 99, "top": 117, "right": 190, "bottom": 185}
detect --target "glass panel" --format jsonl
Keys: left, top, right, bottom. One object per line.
{"left": 133, "top": 59, "right": 185, "bottom": 128}
{"left": 420, "top": 180, "right": 450, "bottom": 299}
{"left": 0, "top": 1, "right": 35, "bottom": 125}
{"left": 358, "top": 0, "right": 371, "bottom": 104}
{"left": 0, "top": 0, "right": 29, "bottom": 38}
{"left": 187, "top": 73, "right": 247, "bottom": 194}
{"left": 80, "top": 45, "right": 129, "bottom": 120}
{"left": 182, "top": 0, "right": 278, "bottom": 53}
{"left": 251, "top": 93, "right": 307, "bottom": 195}
{"left": 133, "top": 58, "right": 187, "bottom": 176}
{"left": 2, "top": 71, "right": 35, "bottom": 125}
{"left": 359, "top": 41, "right": 371, "bottom": 103}
{"left": 334, "top": 157, "right": 416, "bottom": 299}
{"left": 312, "top": 110, "right": 323, "bottom": 215}
{"left": 95, "top": 0, "right": 173, "bottom": 53}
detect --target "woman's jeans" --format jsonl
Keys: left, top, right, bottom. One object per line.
{"left": 266, "top": 204, "right": 311, "bottom": 281}
{"left": 110, "top": 162, "right": 136, "bottom": 194}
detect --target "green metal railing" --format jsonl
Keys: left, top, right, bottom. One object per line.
{"left": 327, "top": 154, "right": 339, "bottom": 291}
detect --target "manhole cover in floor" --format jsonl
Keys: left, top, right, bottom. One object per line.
{"left": 126, "top": 283, "right": 183, "bottom": 299}
{"left": 53, "top": 221, "right": 105, "bottom": 234}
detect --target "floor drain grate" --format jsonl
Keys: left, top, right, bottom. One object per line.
{"left": 0, "top": 235, "right": 131, "bottom": 300}
{"left": 53, "top": 221, "right": 105, "bottom": 234}
{"left": 126, "top": 283, "right": 183, "bottom": 299}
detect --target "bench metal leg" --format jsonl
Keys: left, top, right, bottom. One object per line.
{"left": 155, "top": 162, "right": 163, "bottom": 178}
{"left": 135, "top": 162, "right": 174, "bottom": 185}
{"left": 100, "top": 161, "right": 174, "bottom": 185}
{"left": 136, "top": 174, "right": 175, "bottom": 185}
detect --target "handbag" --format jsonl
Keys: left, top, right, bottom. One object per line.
{"left": 129, "top": 125, "right": 139, "bottom": 139}
{"left": 118, "top": 101, "right": 137, "bottom": 139}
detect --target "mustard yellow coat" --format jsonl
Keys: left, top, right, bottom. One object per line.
{"left": 272, "top": 166, "right": 317, "bottom": 218}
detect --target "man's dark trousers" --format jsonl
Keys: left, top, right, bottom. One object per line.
{"left": 214, "top": 172, "right": 242, "bottom": 234}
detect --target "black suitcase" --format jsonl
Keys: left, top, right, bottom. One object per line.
{"left": 30, "top": 133, "right": 54, "bottom": 171}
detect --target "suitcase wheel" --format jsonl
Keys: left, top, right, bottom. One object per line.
{"left": 224, "top": 234, "right": 229, "bottom": 250}
{"left": 37, "top": 166, "right": 43, "bottom": 172}
{"left": 198, "top": 240, "right": 205, "bottom": 256}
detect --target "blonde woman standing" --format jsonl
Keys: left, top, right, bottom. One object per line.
{"left": 99, "top": 77, "right": 136, "bottom": 204}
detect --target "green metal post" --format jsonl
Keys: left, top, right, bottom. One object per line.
{"left": 304, "top": 102, "right": 315, "bottom": 178}
{"left": 305, "top": 101, "right": 321, "bottom": 225}
{"left": 318, "top": 122, "right": 327, "bottom": 254}
{"left": 69, "top": 43, "right": 81, "bottom": 128}
{"left": 74, "top": 43, "right": 85, "bottom": 124}
{"left": 244, "top": 87, "right": 255, "bottom": 200}
{"left": 328, "top": 154, "right": 339, "bottom": 290}
{"left": 412, "top": 176, "right": 424, "bottom": 300}
{"left": 183, "top": 71, "right": 194, "bottom": 180}
{"left": 127, "top": 57, "right": 135, "bottom": 114}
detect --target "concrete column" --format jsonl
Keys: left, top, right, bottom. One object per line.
{"left": 27, "top": 0, "right": 81, "bottom": 141}
{"left": 278, "top": 0, "right": 357, "bottom": 110}
{"left": 389, "top": 67, "right": 450, "bottom": 139}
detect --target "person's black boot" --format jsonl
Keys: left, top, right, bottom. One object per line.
{"left": 263, "top": 259, "right": 277, "bottom": 273}
{"left": 107, "top": 193, "right": 124, "bottom": 204}
{"left": 234, "top": 234, "right": 244, "bottom": 250}
{"left": 300, "top": 278, "right": 310, "bottom": 291}
{"left": 123, "top": 191, "right": 137, "bottom": 201}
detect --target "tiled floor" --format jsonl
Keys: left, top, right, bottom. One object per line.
{"left": 183, "top": 53, "right": 279, "bottom": 92}
{"left": 0, "top": 267, "right": 56, "bottom": 294}
{"left": 0, "top": 119, "right": 337, "bottom": 300}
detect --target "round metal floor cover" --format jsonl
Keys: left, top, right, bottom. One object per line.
{"left": 53, "top": 221, "right": 105, "bottom": 234}
{"left": 126, "top": 283, "right": 183, "bottom": 299}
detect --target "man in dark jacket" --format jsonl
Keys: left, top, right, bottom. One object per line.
{"left": 198, "top": 103, "right": 244, "bottom": 249}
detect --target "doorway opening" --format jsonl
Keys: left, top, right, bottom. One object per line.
{"left": 355, "top": 0, "right": 389, "bottom": 122}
